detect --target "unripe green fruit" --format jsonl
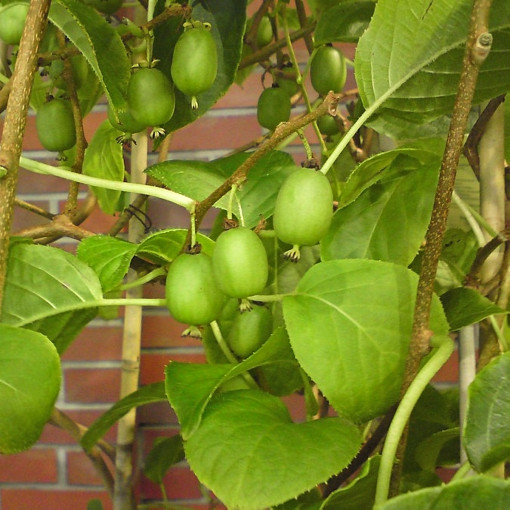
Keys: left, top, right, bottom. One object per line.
{"left": 257, "top": 85, "right": 291, "bottom": 131}
{"left": 310, "top": 44, "right": 347, "bottom": 96}
{"left": 36, "top": 98, "right": 76, "bottom": 153}
{"left": 273, "top": 168, "right": 333, "bottom": 247}
{"left": 127, "top": 68, "right": 175, "bottom": 127}
{"left": 227, "top": 305, "right": 273, "bottom": 358}
{"left": 166, "top": 253, "right": 225, "bottom": 327}
{"left": 171, "top": 27, "right": 218, "bottom": 109}
{"left": 248, "top": 15, "right": 272, "bottom": 47}
{"left": 212, "top": 227, "right": 269, "bottom": 299}
{"left": 0, "top": 4, "right": 28, "bottom": 45}
{"left": 107, "top": 104, "right": 147, "bottom": 134}
{"left": 317, "top": 114, "right": 340, "bottom": 136}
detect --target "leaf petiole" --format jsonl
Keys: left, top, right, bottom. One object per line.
{"left": 374, "top": 336, "right": 455, "bottom": 506}
{"left": 19, "top": 156, "right": 196, "bottom": 211}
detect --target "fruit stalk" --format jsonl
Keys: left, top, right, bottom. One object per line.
{"left": 0, "top": 0, "right": 51, "bottom": 312}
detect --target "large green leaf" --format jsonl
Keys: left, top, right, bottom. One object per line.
{"left": 464, "top": 352, "right": 510, "bottom": 472}
{"left": 81, "top": 382, "right": 166, "bottom": 451}
{"left": 283, "top": 259, "right": 449, "bottom": 423}
{"left": 185, "top": 390, "right": 361, "bottom": 510}
{"left": 315, "top": 1, "right": 376, "bottom": 44}
{"left": 153, "top": 0, "right": 247, "bottom": 132}
{"left": 50, "top": 0, "right": 131, "bottom": 110}
{"left": 2, "top": 243, "right": 103, "bottom": 353}
{"left": 356, "top": 0, "right": 510, "bottom": 137}
{"left": 440, "top": 287, "right": 504, "bottom": 331}
{"left": 0, "top": 325, "right": 61, "bottom": 454}
{"left": 166, "top": 327, "right": 296, "bottom": 438}
{"left": 321, "top": 163, "right": 439, "bottom": 266}
{"left": 378, "top": 476, "right": 510, "bottom": 509}
{"left": 146, "top": 150, "right": 297, "bottom": 229}
{"left": 82, "top": 121, "right": 126, "bottom": 214}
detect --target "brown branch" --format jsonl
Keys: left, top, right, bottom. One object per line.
{"left": 13, "top": 214, "right": 96, "bottom": 241}
{"left": 56, "top": 29, "right": 88, "bottom": 216}
{"left": 0, "top": 0, "right": 52, "bottom": 311}
{"left": 239, "top": 22, "right": 316, "bottom": 70}
{"left": 391, "top": 0, "right": 494, "bottom": 496}
{"left": 14, "top": 198, "right": 55, "bottom": 220}
{"left": 463, "top": 94, "right": 506, "bottom": 179}
{"left": 193, "top": 92, "right": 342, "bottom": 233}
{"left": 49, "top": 407, "right": 115, "bottom": 494}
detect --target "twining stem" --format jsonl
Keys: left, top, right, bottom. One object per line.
{"left": 0, "top": 0, "right": 51, "bottom": 311}
{"left": 391, "top": 0, "right": 494, "bottom": 494}
{"left": 19, "top": 156, "right": 196, "bottom": 211}
{"left": 375, "top": 337, "right": 455, "bottom": 506}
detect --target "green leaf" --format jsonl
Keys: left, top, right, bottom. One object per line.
{"left": 464, "top": 352, "right": 510, "bottom": 472}
{"left": 320, "top": 455, "right": 380, "bottom": 509}
{"left": 166, "top": 327, "right": 298, "bottom": 438}
{"left": 146, "top": 150, "right": 297, "bottom": 229}
{"left": 86, "top": 500, "right": 103, "bottom": 510}
{"left": 77, "top": 236, "right": 137, "bottom": 293}
{"left": 321, "top": 163, "right": 439, "bottom": 266}
{"left": 143, "top": 435, "right": 185, "bottom": 485}
{"left": 2, "top": 243, "right": 103, "bottom": 353}
{"left": 414, "top": 427, "right": 460, "bottom": 471}
{"left": 50, "top": 0, "right": 131, "bottom": 110}
{"left": 315, "top": 1, "right": 376, "bottom": 44}
{"left": 440, "top": 287, "right": 504, "bottom": 331}
{"left": 0, "top": 325, "right": 61, "bottom": 454}
{"left": 82, "top": 121, "right": 125, "bottom": 214}
{"left": 81, "top": 382, "right": 166, "bottom": 451}
{"left": 185, "top": 390, "right": 361, "bottom": 510}
{"left": 282, "top": 259, "right": 449, "bottom": 423}
{"left": 137, "top": 229, "right": 215, "bottom": 264}
{"left": 378, "top": 476, "right": 510, "bottom": 509}
{"left": 355, "top": 0, "right": 510, "bottom": 137}
{"left": 339, "top": 148, "right": 440, "bottom": 208}
{"left": 154, "top": 0, "right": 247, "bottom": 132}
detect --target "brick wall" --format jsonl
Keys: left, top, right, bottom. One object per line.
{"left": 0, "top": 23, "right": 460, "bottom": 510}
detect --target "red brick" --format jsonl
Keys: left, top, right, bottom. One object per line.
{"left": 142, "top": 314, "right": 202, "bottom": 349}
{"left": 170, "top": 115, "right": 262, "bottom": 152}
{"left": 433, "top": 349, "right": 459, "bottom": 383}
{"left": 140, "top": 353, "right": 206, "bottom": 386}
{"left": 1, "top": 489, "right": 112, "bottom": 510}
{"left": 0, "top": 448, "right": 58, "bottom": 483}
{"left": 67, "top": 450, "right": 114, "bottom": 486}
{"left": 65, "top": 368, "right": 121, "bottom": 404}
{"left": 63, "top": 326, "right": 124, "bottom": 362}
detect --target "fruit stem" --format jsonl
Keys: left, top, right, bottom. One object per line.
{"left": 117, "top": 267, "right": 167, "bottom": 291}
{"left": 209, "top": 320, "right": 259, "bottom": 389}
{"left": 297, "top": 129, "right": 313, "bottom": 160}
{"left": 374, "top": 336, "right": 454, "bottom": 506}
{"left": 281, "top": 4, "right": 328, "bottom": 155}
{"left": 227, "top": 183, "right": 238, "bottom": 220}
{"left": 20, "top": 156, "right": 196, "bottom": 212}
{"left": 248, "top": 293, "right": 287, "bottom": 302}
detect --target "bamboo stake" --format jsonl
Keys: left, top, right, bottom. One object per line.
{"left": 113, "top": 130, "right": 148, "bottom": 510}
